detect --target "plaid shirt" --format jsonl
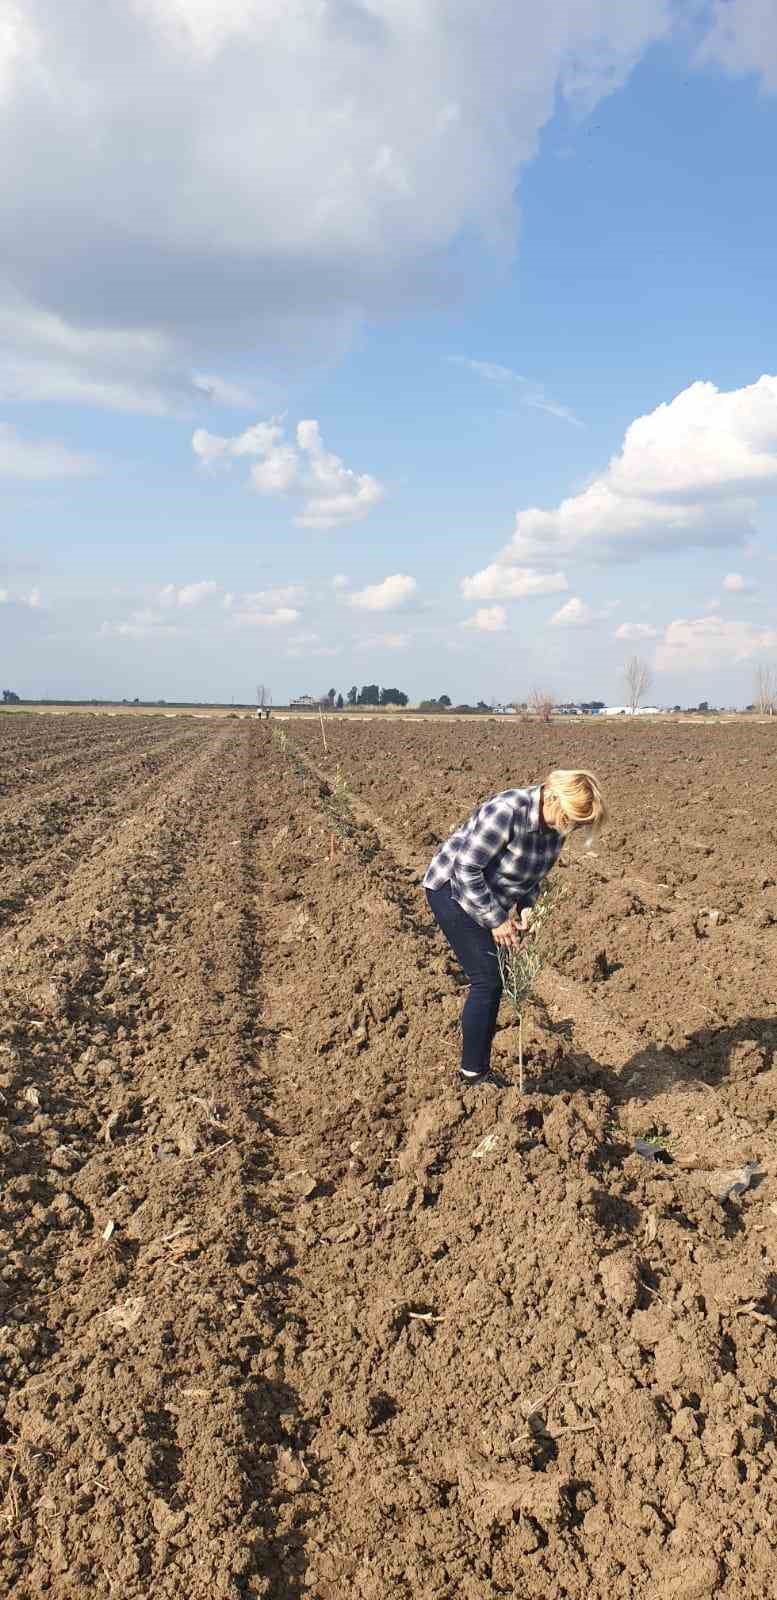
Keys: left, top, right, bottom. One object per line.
{"left": 423, "top": 785, "right": 563, "bottom": 929}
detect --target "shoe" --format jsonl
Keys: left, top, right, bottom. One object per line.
{"left": 458, "top": 1068, "right": 510, "bottom": 1089}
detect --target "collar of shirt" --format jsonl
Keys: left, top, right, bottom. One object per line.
{"left": 527, "top": 784, "right": 542, "bottom": 831}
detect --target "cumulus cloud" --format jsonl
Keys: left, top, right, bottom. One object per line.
{"left": 348, "top": 574, "right": 417, "bottom": 612}
{"left": 159, "top": 580, "right": 218, "bottom": 608}
{"left": 0, "top": 420, "right": 97, "bottom": 479}
{"left": 615, "top": 621, "right": 659, "bottom": 641}
{"left": 655, "top": 615, "right": 777, "bottom": 673}
{"left": 0, "top": 2, "right": 679, "bottom": 385}
{"left": 549, "top": 597, "right": 613, "bottom": 627}
{"left": 499, "top": 376, "right": 777, "bottom": 570}
{"left": 463, "top": 605, "right": 507, "bottom": 632}
{"left": 461, "top": 564, "right": 568, "bottom": 601}
{"left": 193, "top": 417, "right": 384, "bottom": 529}
{"left": 229, "top": 606, "right": 300, "bottom": 629}
{"left": 723, "top": 572, "right": 756, "bottom": 594}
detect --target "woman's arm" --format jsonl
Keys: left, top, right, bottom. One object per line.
{"left": 455, "top": 796, "right": 517, "bottom": 929}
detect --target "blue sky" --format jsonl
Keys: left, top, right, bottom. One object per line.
{"left": 2, "top": 1, "right": 777, "bottom": 706}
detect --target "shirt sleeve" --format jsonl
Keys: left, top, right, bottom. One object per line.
{"left": 455, "top": 798, "right": 516, "bottom": 928}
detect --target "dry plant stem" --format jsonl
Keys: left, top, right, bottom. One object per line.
{"left": 496, "top": 876, "right": 563, "bottom": 1093}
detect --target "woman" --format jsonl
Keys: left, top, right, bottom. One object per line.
{"left": 424, "top": 769, "right": 606, "bottom": 1088}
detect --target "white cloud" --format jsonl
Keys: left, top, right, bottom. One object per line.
{"left": 286, "top": 631, "right": 341, "bottom": 658}
{"left": 230, "top": 606, "right": 300, "bottom": 629}
{"left": 497, "top": 375, "right": 777, "bottom": 571}
{"left": 224, "top": 584, "right": 304, "bottom": 612}
{"left": 452, "top": 357, "right": 583, "bottom": 427}
{"left": 0, "top": 421, "right": 97, "bottom": 479}
{"left": 549, "top": 596, "right": 612, "bottom": 627}
{"left": 463, "top": 605, "right": 507, "bottom": 632}
{"left": 615, "top": 621, "right": 659, "bottom": 641}
{"left": 159, "top": 579, "right": 218, "bottom": 608}
{"left": 331, "top": 574, "right": 350, "bottom": 592}
{"left": 655, "top": 615, "right": 777, "bottom": 673}
{"left": 461, "top": 563, "right": 568, "bottom": 601}
{"left": 0, "top": 294, "right": 257, "bottom": 417}
{"left": 100, "top": 607, "right": 186, "bottom": 641}
{"left": 0, "top": 2, "right": 676, "bottom": 379}
{"left": 0, "top": 586, "right": 43, "bottom": 609}
{"left": 723, "top": 572, "right": 756, "bottom": 594}
{"left": 193, "top": 417, "right": 384, "bottom": 529}
{"left": 699, "top": 0, "right": 777, "bottom": 92}
{"left": 348, "top": 574, "right": 417, "bottom": 612}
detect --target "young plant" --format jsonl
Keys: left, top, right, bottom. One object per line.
{"left": 495, "top": 874, "right": 564, "bottom": 1093}
{"left": 272, "top": 726, "right": 288, "bottom": 758}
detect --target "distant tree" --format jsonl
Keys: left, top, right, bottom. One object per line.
{"left": 357, "top": 683, "right": 381, "bottom": 706}
{"left": 326, "top": 687, "right": 336, "bottom": 706}
{"left": 2, "top": 690, "right": 20, "bottom": 704}
{"left": 698, "top": 700, "right": 709, "bottom": 713}
{"left": 379, "top": 687, "right": 408, "bottom": 706}
{"left": 476, "top": 700, "right": 489, "bottom": 711}
{"left": 623, "top": 655, "right": 651, "bottom": 714}
{"left": 438, "top": 693, "right": 452, "bottom": 707}
{"left": 528, "top": 687, "right": 554, "bottom": 723}
{"left": 347, "top": 685, "right": 358, "bottom": 706}
{"left": 336, "top": 693, "right": 344, "bottom": 709}
{"left": 754, "top": 664, "right": 777, "bottom": 717}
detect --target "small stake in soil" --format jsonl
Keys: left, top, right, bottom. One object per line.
{"left": 319, "top": 706, "right": 328, "bottom": 753}
{"left": 495, "top": 876, "right": 563, "bottom": 1093}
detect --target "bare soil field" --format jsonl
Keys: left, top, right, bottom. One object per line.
{"left": 1, "top": 713, "right": 775, "bottom": 1599}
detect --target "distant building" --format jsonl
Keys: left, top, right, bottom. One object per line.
{"left": 290, "top": 693, "right": 317, "bottom": 708}
{"left": 603, "top": 705, "right": 661, "bottom": 716}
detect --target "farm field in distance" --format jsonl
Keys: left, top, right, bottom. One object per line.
{"left": 1, "top": 711, "right": 776, "bottom": 1599}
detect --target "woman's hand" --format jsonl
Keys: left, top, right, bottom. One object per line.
{"left": 492, "top": 917, "right": 521, "bottom": 949}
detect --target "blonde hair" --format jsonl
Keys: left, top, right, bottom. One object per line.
{"left": 544, "top": 769, "right": 607, "bottom": 835}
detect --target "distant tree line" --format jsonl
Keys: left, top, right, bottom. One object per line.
{"left": 322, "top": 684, "right": 410, "bottom": 707}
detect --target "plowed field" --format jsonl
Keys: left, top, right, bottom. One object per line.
{"left": 2, "top": 712, "right": 776, "bottom": 1599}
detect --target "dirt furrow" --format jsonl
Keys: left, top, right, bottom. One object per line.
{"left": 0, "top": 729, "right": 209, "bottom": 873}
{"left": 0, "top": 728, "right": 212, "bottom": 939}
{"left": 0, "top": 716, "right": 203, "bottom": 802}
{"left": 0, "top": 724, "right": 316, "bottom": 1598}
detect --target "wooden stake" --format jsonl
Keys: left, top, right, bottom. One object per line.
{"left": 329, "top": 831, "right": 335, "bottom": 862}
{"left": 518, "top": 1012, "right": 524, "bottom": 1095}
{"left": 319, "top": 707, "right": 328, "bottom": 753}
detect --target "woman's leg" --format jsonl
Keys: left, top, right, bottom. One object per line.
{"left": 426, "top": 884, "right": 503, "bottom": 1077}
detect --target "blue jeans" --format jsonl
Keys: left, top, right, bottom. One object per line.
{"left": 426, "top": 881, "right": 502, "bottom": 1076}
